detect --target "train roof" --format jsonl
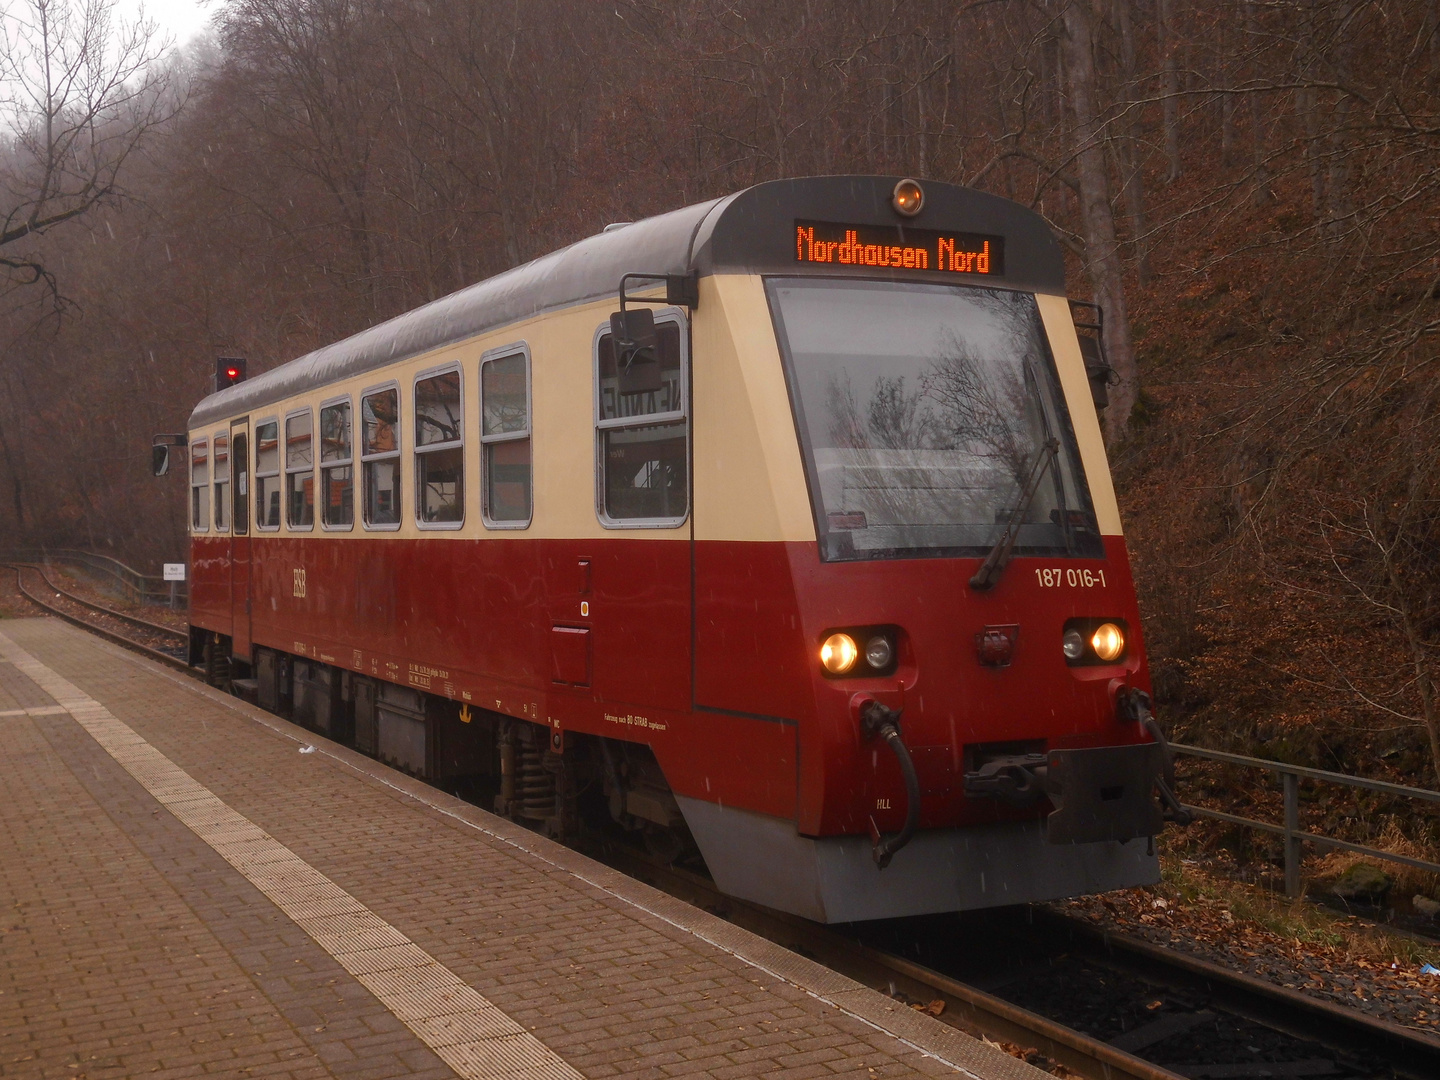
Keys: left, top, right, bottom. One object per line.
{"left": 188, "top": 176, "right": 1066, "bottom": 429}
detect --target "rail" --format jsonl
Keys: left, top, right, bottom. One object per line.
{"left": 0, "top": 548, "right": 186, "bottom": 608}
{"left": 1172, "top": 742, "right": 1440, "bottom": 896}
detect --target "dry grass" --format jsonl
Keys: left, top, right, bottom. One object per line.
{"left": 1305, "top": 821, "right": 1440, "bottom": 904}
{"left": 1160, "top": 853, "right": 1438, "bottom": 967}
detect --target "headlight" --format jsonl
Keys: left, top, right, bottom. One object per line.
{"left": 1062, "top": 628, "right": 1085, "bottom": 660}
{"left": 820, "top": 633, "right": 859, "bottom": 674}
{"left": 865, "top": 635, "right": 893, "bottom": 670}
{"left": 1090, "top": 623, "right": 1125, "bottom": 662}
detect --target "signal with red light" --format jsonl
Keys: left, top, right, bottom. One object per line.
{"left": 216, "top": 356, "right": 247, "bottom": 389}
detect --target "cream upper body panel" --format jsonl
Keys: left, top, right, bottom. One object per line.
{"left": 190, "top": 281, "right": 1122, "bottom": 545}
{"left": 193, "top": 295, "right": 665, "bottom": 542}
{"left": 191, "top": 279, "right": 817, "bottom": 545}
{"left": 692, "top": 274, "right": 815, "bottom": 544}
{"left": 1034, "top": 292, "right": 1123, "bottom": 537}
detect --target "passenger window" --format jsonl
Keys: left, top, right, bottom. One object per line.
{"left": 213, "top": 433, "right": 230, "bottom": 532}
{"left": 254, "top": 420, "right": 281, "bottom": 530}
{"left": 414, "top": 369, "right": 463, "bottom": 526}
{"left": 595, "top": 316, "right": 687, "bottom": 525}
{"left": 190, "top": 439, "right": 209, "bottom": 532}
{"left": 480, "top": 348, "right": 531, "bottom": 527}
{"left": 320, "top": 399, "right": 354, "bottom": 529}
{"left": 361, "top": 387, "right": 401, "bottom": 527}
{"left": 286, "top": 410, "right": 315, "bottom": 529}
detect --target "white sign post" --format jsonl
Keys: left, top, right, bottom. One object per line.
{"left": 164, "top": 563, "right": 186, "bottom": 610}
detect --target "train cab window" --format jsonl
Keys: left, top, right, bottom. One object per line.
{"left": 594, "top": 313, "right": 687, "bottom": 526}
{"left": 320, "top": 399, "right": 354, "bottom": 529}
{"left": 414, "top": 367, "right": 463, "bottom": 526}
{"left": 213, "top": 433, "right": 230, "bottom": 532}
{"left": 767, "top": 278, "right": 1102, "bottom": 562}
{"left": 361, "top": 386, "right": 401, "bottom": 528}
{"left": 254, "top": 420, "right": 281, "bottom": 530}
{"left": 480, "top": 346, "right": 531, "bottom": 527}
{"left": 285, "top": 409, "right": 315, "bottom": 530}
{"left": 190, "top": 439, "right": 209, "bottom": 532}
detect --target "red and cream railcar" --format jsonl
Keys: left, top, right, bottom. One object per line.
{"left": 183, "top": 176, "right": 1174, "bottom": 922}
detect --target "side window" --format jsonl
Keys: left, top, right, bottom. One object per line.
{"left": 414, "top": 368, "right": 463, "bottom": 526}
{"left": 213, "top": 433, "right": 230, "bottom": 532}
{"left": 595, "top": 315, "right": 687, "bottom": 525}
{"left": 286, "top": 410, "right": 315, "bottom": 529}
{"left": 254, "top": 420, "right": 281, "bottom": 530}
{"left": 480, "top": 347, "right": 531, "bottom": 527}
{"left": 190, "top": 439, "right": 209, "bottom": 532}
{"left": 320, "top": 399, "right": 354, "bottom": 529}
{"left": 361, "top": 387, "right": 401, "bottom": 528}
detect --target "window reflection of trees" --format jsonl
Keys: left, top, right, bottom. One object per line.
{"left": 822, "top": 326, "right": 1043, "bottom": 536}
{"left": 416, "top": 372, "right": 461, "bottom": 445}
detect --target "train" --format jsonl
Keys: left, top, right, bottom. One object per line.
{"left": 169, "top": 175, "right": 1185, "bottom": 923}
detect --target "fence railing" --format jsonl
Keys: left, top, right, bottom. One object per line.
{"left": 1, "top": 548, "right": 187, "bottom": 608}
{"left": 1172, "top": 743, "right": 1440, "bottom": 897}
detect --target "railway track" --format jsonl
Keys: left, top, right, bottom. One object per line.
{"left": 13, "top": 575, "right": 1440, "bottom": 1078}
{"left": 587, "top": 845, "right": 1440, "bottom": 1080}
{"left": 5, "top": 562, "right": 190, "bottom": 672}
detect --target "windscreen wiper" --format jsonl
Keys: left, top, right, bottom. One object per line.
{"left": 969, "top": 438, "right": 1059, "bottom": 591}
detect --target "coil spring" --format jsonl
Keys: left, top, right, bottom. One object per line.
{"left": 519, "top": 745, "right": 555, "bottom": 818}
{"left": 205, "top": 638, "right": 231, "bottom": 690}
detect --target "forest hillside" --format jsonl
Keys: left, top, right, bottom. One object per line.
{"left": 0, "top": 0, "right": 1436, "bottom": 785}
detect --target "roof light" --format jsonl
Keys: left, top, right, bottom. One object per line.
{"left": 892, "top": 178, "right": 924, "bottom": 217}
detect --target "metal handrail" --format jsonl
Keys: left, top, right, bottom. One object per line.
{"left": 1172, "top": 742, "right": 1440, "bottom": 896}
{"left": 0, "top": 548, "right": 187, "bottom": 607}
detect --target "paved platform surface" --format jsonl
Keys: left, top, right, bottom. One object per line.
{"left": 0, "top": 617, "right": 1045, "bottom": 1080}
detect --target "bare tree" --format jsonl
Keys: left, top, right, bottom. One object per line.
{"left": 0, "top": 0, "right": 174, "bottom": 293}
{"left": 1061, "top": 0, "right": 1139, "bottom": 440}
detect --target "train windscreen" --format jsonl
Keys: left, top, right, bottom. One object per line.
{"left": 767, "top": 278, "right": 1102, "bottom": 562}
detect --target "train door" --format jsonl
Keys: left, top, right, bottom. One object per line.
{"left": 229, "top": 418, "right": 252, "bottom": 662}
{"left": 583, "top": 311, "right": 692, "bottom": 714}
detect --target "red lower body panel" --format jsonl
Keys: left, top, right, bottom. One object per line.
{"left": 190, "top": 533, "right": 1149, "bottom": 838}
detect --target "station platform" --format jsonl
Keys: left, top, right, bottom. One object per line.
{"left": 0, "top": 618, "right": 1045, "bottom": 1080}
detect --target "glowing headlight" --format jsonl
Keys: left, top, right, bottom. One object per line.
{"left": 1090, "top": 622, "right": 1125, "bottom": 662}
{"left": 820, "top": 633, "right": 859, "bottom": 674}
{"left": 865, "top": 635, "right": 894, "bottom": 670}
{"left": 1062, "top": 628, "right": 1085, "bottom": 661}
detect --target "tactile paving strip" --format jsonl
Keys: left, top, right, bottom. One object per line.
{"left": 0, "top": 628, "right": 583, "bottom": 1080}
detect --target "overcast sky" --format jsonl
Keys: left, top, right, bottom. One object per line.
{"left": 116, "top": 0, "right": 217, "bottom": 49}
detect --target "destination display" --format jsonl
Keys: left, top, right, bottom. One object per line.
{"left": 794, "top": 219, "right": 1005, "bottom": 276}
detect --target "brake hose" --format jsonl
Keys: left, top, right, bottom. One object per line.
{"left": 861, "top": 701, "right": 921, "bottom": 869}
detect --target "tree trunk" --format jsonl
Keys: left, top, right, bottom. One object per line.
{"left": 1063, "top": 0, "right": 1140, "bottom": 439}
{"left": 1158, "top": 0, "right": 1182, "bottom": 181}
{"left": 1325, "top": 12, "right": 1354, "bottom": 237}
{"left": 1115, "top": 0, "right": 1151, "bottom": 285}
{"left": 1221, "top": 92, "right": 1235, "bottom": 165}
{"left": 1389, "top": 561, "right": 1440, "bottom": 784}
{"left": 1301, "top": 85, "right": 1325, "bottom": 222}
{"left": 1427, "top": 0, "right": 1440, "bottom": 82}
{"left": 0, "top": 406, "right": 26, "bottom": 529}
{"left": 1244, "top": 4, "right": 1273, "bottom": 205}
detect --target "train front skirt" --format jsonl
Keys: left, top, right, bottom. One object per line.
{"left": 676, "top": 795, "right": 1160, "bottom": 924}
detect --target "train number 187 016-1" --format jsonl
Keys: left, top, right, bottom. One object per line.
{"left": 1035, "top": 567, "right": 1107, "bottom": 588}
